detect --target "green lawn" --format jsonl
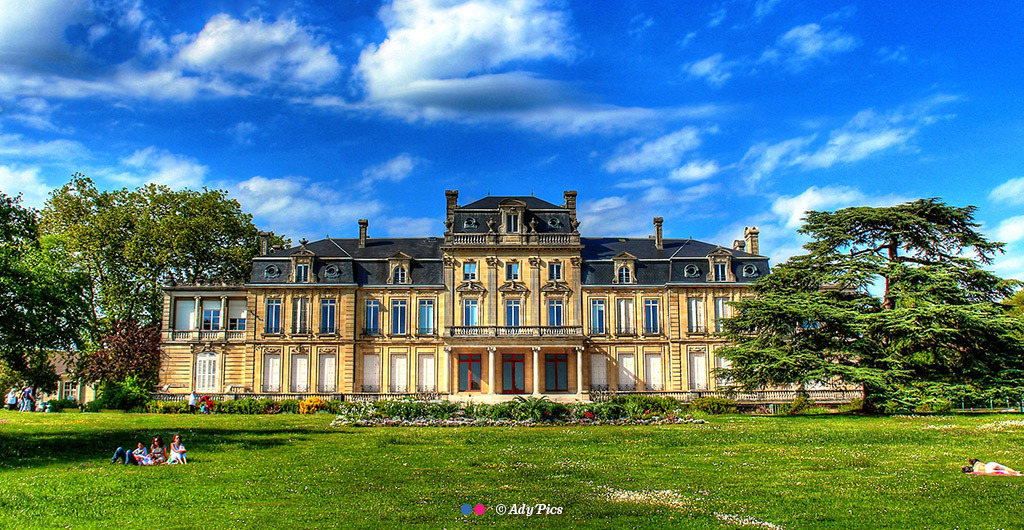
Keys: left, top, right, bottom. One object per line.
{"left": 1, "top": 411, "right": 1022, "bottom": 529}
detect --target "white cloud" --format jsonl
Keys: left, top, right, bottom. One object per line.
{"left": 740, "top": 135, "right": 815, "bottom": 183}
{"left": 629, "top": 14, "right": 654, "bottom": 38}
{"left": 994, "top": 215, "right": 1024, "bottom": 244}
{"left": 990, "top": 177, "right": 1024, "bottom": 206}
{"left": 669, "top": 160, "right": 721, "bottom": 182}
{"left": 707, "top": 8, "right": 726, "bottom": 28}
{"left": 685, "top": 53, "right": 735, "bottom": 87}
{"left": 604, "top": 127, "right": 703, "bottom": 173}
{"left": 992, "top": 254, "right": 1024, "bottom": 282}
{"left": 753, "top": 0, "right": 786, "bottom": 21}
{"left": 114, "top": 147, "right": 209, "bottom": 188}
{"left": 761, "top": 23, "right": 859, "bottom": 68}
{"left": 877, "top": 46, "right": 909, "bottom": 64}
{"left": 382, "top": 216, "right": 438, "bottom": 237}
{"left": 228, "top": 175, "right": 383, "bottom": 240}
{"left": 0, "top": 129, "right": 90, "bottom": 161}
{"left": 0, "top": 165, "right": 51, "bottom": 208}
{"left": 360, "top": 154, "right": 422, "bottom": 187}
{"left": 771, "top": 185, "right": 868, "bottom": 229}
{"left": 176, "top": 14, "right": 342, "bottom": 86}
{"left": 227, "top": 122, "right": 257, "bottom": 146}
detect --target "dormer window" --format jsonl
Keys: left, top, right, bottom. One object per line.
{"left": 387, "top": 252, "right": 412, "bottom": 285}
{"left": 548, "top": 217, "right": 561, "bottom": 228}
{"left": 617, "top": 266, "right": 632, "bottom": 284}
{"left": 393, "top": 266, "right": 407, "bottom": 284}
{"left": 505, "top": 213, "right": 519, "bottom": 233}
{"left": 714, "top": 263, "right": 727, "bottom": 282}
{"left": 464, "top": 217, "right": 478, "bottom": 229}
{"left": 295, "top": 264, "right": 309, "bottom": 283}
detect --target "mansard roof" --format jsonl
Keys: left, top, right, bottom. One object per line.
{"left": 459, "top": 195, "right": 563, "bottom": 210}
{"left": 268, "top": 238, "right": 443, "bottom": 259}
{"left": 580, "top": 238, "right": 765, "bottom": 260}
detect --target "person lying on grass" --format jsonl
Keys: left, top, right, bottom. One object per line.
{"left": 112, "top": 443, "right": 151, "bottom": 465}
{"left": 962, "top": 458, "right": 1022, "bottom": 476}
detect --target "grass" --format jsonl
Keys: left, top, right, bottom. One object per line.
{"left": 1, "top": 411, "right": 1022, "bottom": 529}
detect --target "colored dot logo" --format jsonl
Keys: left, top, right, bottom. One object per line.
{"left": 460, "top": 503, "right": 487, "bottom": 516}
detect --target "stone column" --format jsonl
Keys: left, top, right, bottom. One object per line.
{"left": 576, "top": 346, "right": 584, "bottom": 396}
{"left": 441, "top": 346, "right": 451, "bottom": 394}
{"left": 529, "top": 257, "right": 541, "bottom": 326}
{"left": 487, "top": 257, "right": 500, "bottom": 326}
{"left": 532, "top": 346, "right": 541, "bottom": 396}
{"left": 487, "top": 346, "right": 496, "bottom": 394}
{"left": 193, "top": 296, "right": 202, "bottom": 331}
{"left": 220, "top": 296, "right": 228, "bottom": 332}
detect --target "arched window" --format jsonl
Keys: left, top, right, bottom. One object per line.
{"left": 195, "top": 352, "right": 219, "bottom": 392}
{"left": 393, "top": 266, "right": 407, "bottom": 284}
{"left": 617, "top": 266, "right": 632, "bottom": 284}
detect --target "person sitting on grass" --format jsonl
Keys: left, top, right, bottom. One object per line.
{"left": 112, "top": 442, "right": 150, "bottom": 465}
{"left": 150, "top": 436, "right": 168, "bottom": 465}
{"left": 963, "top": 458, "right": 1022, "bottom": 476}
{"left": 168, "top": 433, "right": 187, "bottom": 465}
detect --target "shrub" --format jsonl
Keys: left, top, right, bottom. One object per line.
{"left": 144, "top": 400, "right": 188, "bottom": 414}
{"left": 84, "top": 400, "right": 103, "bottom": 413}
{"left": 838, "top": 398, "right": 864, "bottom": 414}
{"left": 299, "top": 397, "right": 329, "bottom": 414}
{"left": 278, "top": 399, "right": 301, "bottom": 414}
{"left": 689, "top": 397, "right": 737, "bottom": 415}
{"left": 95, "top": 375, "right": 151, "bottom": 411}
{"left": 610, "top": 395, "right": 682, "bottom": 417}
{"left": 48, "top": 398, "right": 77, "bottom": 412}
{"left": 779, "top": 396, "right": 812, "bottom": 415}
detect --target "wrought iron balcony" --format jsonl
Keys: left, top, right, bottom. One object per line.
{"left": 447, "top": 325, "right": 584, "bottom": 338}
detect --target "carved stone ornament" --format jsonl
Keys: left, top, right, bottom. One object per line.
{"left": 688, "top": 345, "right": 708, "bottom": 354}
{"left": 486, "top": 218, "right": 497, "bottom": 233}
{"left": 486, "top": 256, "right": 501, "bottom": 267}
{"left": 317, "top": 346, "right": 338, "bottom": 355}
{"left": 498, "top": 281, "right": 530, "bottom": 293}
{"left": 742, "top": 264, "right": 760, "bottom": 278}
{"left": 541, "top": 281, "right": 572, "bottom": 293}
{"left": 191, "top": 344, "right": 220, "bottom": 355}
{"left": 529, "top": 218, "right": 538, "bottom": 233}
{"left": 442, "top": 256, "right": 457, "bottom": 267}
{"left": 570, "top": 257, "right": 582, "bottom": 267}
{"left": 324, "top": 264, "right": 340, "bottom": 279}
{"left": 456, "top": 281, "right": 487, "bottom": 293}
{"left": 264, "top": 265, "right": 282, "bottom": 279}
{"left": 528, "top": 257, "right": 542, "bottom": 267}
{"left": 262, "top": 346, "right": 282, "bottom": 356}
{"left": 444, "top": 215, "right": 454, "bottom": 230}
{"left": 548, "top": 217, "right": 562, "bottom": 228}
{"left": 294, "top": 345, "right": 310, "bottom": 356}
{"left": 683, "top": 264, "right": 700, "bottom": 278}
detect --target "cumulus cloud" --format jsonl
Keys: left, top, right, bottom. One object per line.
{"left": 0, "top": 129, "right": 90, "bottom": 161}
{"left": 0, "top": 165, "right": 51, "bottom": 208}
{"left": 670, "top": 160, "right": 721, "bottom": 182}
{"left": 604, "top": 127, "right": 703, "bottom": 173}
{"left": 761, "top": 23, "right": 860, "bottom": 68}
{"left": 685, "top": 53, "right": 735, "bottom": 87}
{"left": 753, "top": 0, "right": 786, "bottom": 21}
{"left": 990, "top": 177, "right": 1024, "bottom": 206}
{"left": 176, "top": 14, "right": 341, "bottom": 86}
{"left": 994, "top": 215, "right": 1024, "bottom": 244}
{"left": 112, "top": 146, "right": 209, "bottom": 188}
{"left": 360, "top": 153, "right": 422, "bottom": 188}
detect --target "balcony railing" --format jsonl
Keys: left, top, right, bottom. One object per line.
{"left": 165, "top": 330, "right": 246, "bottom": 342}
{"left": 447, "top": 325, "right": 583, "bottom": 338}
{"left": 445, "top": 233, "right": 581, "bottom": 247}
{"left": 615, "top": 327, "right": 636, "bottom": 336}
{"left": 417, "top": 327, "right": 436, "bottom": 336}
{"left": 363, "top": 328, "right": 380, "bottom": 336}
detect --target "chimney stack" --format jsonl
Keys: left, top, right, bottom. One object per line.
{"left": 744, "top": 226, "right": 760, "bottom": 255}
{"left": 258, "top": 231, "right": 270, "bottom": 255}
{"left": 653, "top": 217, "right": 664, "bottom": 250}
{"left": 563, "top": 190, "right": 577, "bottom": 214}
{"left": 358, "top": 219, "right": 369, "bottom": 248}
{"left": 733, "top": 239, "right": 746, "bottom": 252}
{"left": 445, "top": 190, "right": 459, "bottom": 217}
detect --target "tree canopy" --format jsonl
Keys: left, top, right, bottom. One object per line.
{"left": 719, "top": 198, "right": 1024, "bottom": 411}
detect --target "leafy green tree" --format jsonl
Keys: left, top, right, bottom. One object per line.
{"left": 719, "top": 199, "right": 1024, "bottom": 409}
{"left": 0, "top": 192, "right": 91, "bottom": 391}
{"left": 40, "top": 174, "right": 285, "bottom": 330}
{"left": 1005, "top": 289, "right": 1024, "bottom": 318}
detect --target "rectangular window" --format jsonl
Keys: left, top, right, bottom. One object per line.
{"left": 549, "top": 262, "right": 562, "bottom": 281}
{"left": 263, "top": 353, "right": 281, "bottom": 392}
{"left": 174, "top": 299, "right": 196, "bottom": 330}
{"left": 365, "top": 300, "right": 380, "bottom": 335}
{"left": 505, "top": 299, "right": 521, "bottom": 327}
{"left": 458, "top": 354, "right": 482, "bottom": 391}
{"left": 643, "top": 299, "right": 660, "bottom": 335}
{"left": 362, "top": 354, "right": 379, "bottom": 392}
{"left": 202, "top": 309, "right": 220, "bottom": 330}
{"left": 545, "top": 354, "right": 569, "bottom": 392}
{"left": 506, "top": 262, "right": 520, "bottom": 281}
{"left": 548, "top": 299, "right": 564, "bottom": 327}
{"left": 590, "top": 354, "right": 607, "bottom": 390}
{"left": 463, "top": 262, "right": 477, "bottom": 281}
{"left": 714, "top": 297, "right": 729, "bottom": 333}
{"left": 320, "top": 299, "right": 336, "bottom": 334}
{"left": 391, "top": 299, "right": 407, "bottom": 335}
{"left": 463, "top": 299, "right": 479, "bottom": 326}
{"left": 502, "top": 354, "right": 526, "bottom": 394}
{"left": 590, "top": 299, "right": 606, "bottom": 334}
{"left": 318, "top": 354, "right": 336, "bottom": 392}
{"left": 62, "top": 382, "right": 79, "bottom": 401}
{"left": 295, "top": 263, "right": 309, "bottom": 282}
{"left": 714, "top": 263, "right": 728, "bottom": 282}
{"left": 291, "top": 354, "right": 309, "bottom": 392}
{"left": 688, "top": 297, "right": 706, "bottom": 333}
{"left": 418, "top": 299, "right": 435, "bottom": 335}
{"left": 292, "top": 298, "right": 309, "bottom": 334}
{"left": 265, "top": 299, "right": 281, "bottom": 334}
{"left": 227, "top": 300, "right": 246, "bottom": 330}
{"left": 506, "top": 213, "right": 519, "bottom": 233}
{"left": 616, "top": 298, "right": 635, "bottom": 335}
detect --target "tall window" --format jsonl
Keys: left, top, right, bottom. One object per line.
{"left": 590, "top": 299, "right": 606, "bottom": 334}
{"left": 202, "top": 306, "right": 221, "bottom": 330}
{"left": 617, "top": 266, "right": 632, "bottom": 284}
{"left": 714, "top": 297, "right": 729, "bottom": 333}
{"left": 195, "top": 352, "right": 218, "bottom": 392}
{"left": 295, "top": 263, "right": 309, "bottom": 282}
{"left": 616, "top": 298, "right": 635, "bottom": 334}
{"left": 545, "top": 354, "right": 569, "bottom": 392}
{"left": 392, "top": 266, "right": 407, "bottom": 284}
{"left": 505, "top": 299, "right": 521, "bottom": 327}
{"left": 265, "top": 299, "right": 281, "bottom": 334}
{"left": 391, "top": 299, "right": 407, "bottom": 335}
{"left": 688, "top": 297, "right": 706, "bottom": 333}
{"left": 644, "top": 299, "right": 660, "bottom": 334}
{"left": 506, "top": 262, "right": 520, "bottom": 281}
{"left": 463, "top": 262, "right": 477, "bottom": 281}
{"left": 549, "top": 262, "right": 562, "bottom": 281}
{"left": 292, "top": 298, "right": 309, "bottom": 334}
{"left": 714, "top": 263, "right": 728, "bottom": 282}
{"left": 463, "top": 299, "right": 479, "bottom": 326}
{"left": 320, "top": 299, "right": 336, "bottom": 334}
{"left": 548, "top": 299, "right": 564, "bottom": 327}
{"left": 502, "top": 354, "right": 525, "bottom": 394}
{"left": 227, "top": 300, "right": 246, "bottom": 330}
{"left": 418, "top": 299, "right": 435, "bottom": 334}
{"left": 365, "top": 300, "right": 380, "bottom": 335}
{"left": 458, "top": 354, "right": 482, "bottom": 391}
{"left": 505, "top": 213, "right": 519, "bottom": 233}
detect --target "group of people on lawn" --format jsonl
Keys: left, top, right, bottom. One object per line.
{"left": 112, "top": 434, "right": 187, "bottom": 465}
{"left": 6, "top": 387, "right": 45, "bottom": 412}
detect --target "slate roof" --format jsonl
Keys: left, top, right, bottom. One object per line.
{"left": 580, "top": 238, "right": 764, "bottom": 260}
{"left": 459, "top": 195, "right": 563, "bottom": 210}
{"left": 267, "top": 238, "right": 443, "bottom": 259}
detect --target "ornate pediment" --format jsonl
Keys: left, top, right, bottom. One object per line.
{"left": 613, "top": 251, "right": 637, "bottom": 261}
{"left": 292, "top": 248, "right": 315, "bottom": 257}
{"left": 498, "top": 281, "right": 530, "bottom": 293}
{"left": 389, "top": 251, "right": 412, "bottom": 260}
{"left": 707, "top": 247, "right": 733, "bottom": 258}
{"left": 456, "top": 281, "right": 487, "bottom": 293}
{"left": 541, "top": 281, "right": 572, "bottom": 293}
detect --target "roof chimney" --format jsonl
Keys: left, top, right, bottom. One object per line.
{"left": 733, "top": 239, "right": 746, "bottom": 252}
{"left": 258, "top": 231, "right": 271, "bottom": 256}
{"left": 744, "top": 226, "right": 760, "bottom": 255}
{"left": 445, "top": 190, "right": 459, "bottom": 217}
{"left": 653, "top": 217, "right": 664, "bottom": 250}
{"left": 358, "top": 219, "right": 369, "bottom": 248}
{"left": 563, "top": 190, "right": 577, "bottom": 213}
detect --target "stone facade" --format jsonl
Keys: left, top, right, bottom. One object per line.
{"left": 159, "top": 191, "right": 770, "bottom": 402}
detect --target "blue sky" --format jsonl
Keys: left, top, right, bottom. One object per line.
{"left": 1, "top": 0, "right": 1023, "bottom": 278}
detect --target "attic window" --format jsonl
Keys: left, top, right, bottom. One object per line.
{"left": 548, "top": 218, "right": 561, "bottom": 228}
{"left": 683, "top": 264, "right": 700, "bottom": 278}
{"left": 295, "top": 264, "right": 309, "bottom": 282}
{"left": 464, "top": 217, "right": 478, "bottom": 229}
{"left": 324, "top": 265, "right": 340, "bottom": 279}
{"left": 264, "top": 265, "right": 281, "bottom": 279}
{"left": 393, "top": 266, "right": 407, "bottom": 284}
{"left": 742, "top": 264, "right": 760, "bottom": 278}
{"left": 617, "top": 266, "right": 632, "bottom": 284}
